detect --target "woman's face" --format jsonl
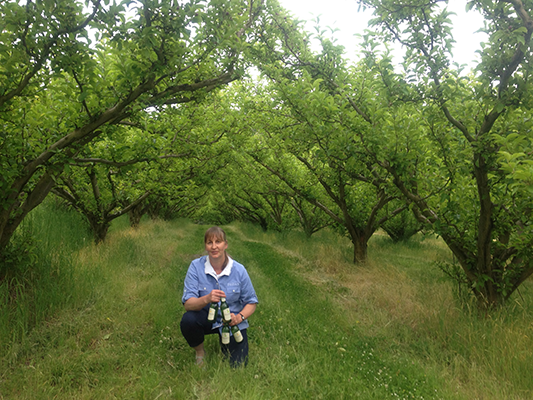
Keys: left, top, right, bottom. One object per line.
{"left": 205, "top": 234, "right": 228, "bottom": 262}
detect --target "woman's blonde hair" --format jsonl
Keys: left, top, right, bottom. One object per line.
{"left": 204, "top": 226, "right": 227, "bottom": 244}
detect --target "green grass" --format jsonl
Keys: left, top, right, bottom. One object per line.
{"left": 1, "top": 213, "right": 532, "bottom": 399}
{"left": 0, "top": 200, "right": 93, "bottom": 348}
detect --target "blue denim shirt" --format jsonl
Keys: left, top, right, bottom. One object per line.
{"left": 182, "top": 255, "right": 258, "bottom": 331}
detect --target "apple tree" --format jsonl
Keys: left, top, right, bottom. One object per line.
{"left": 0, "top": 0, "right": 265, "bottom": 265}
{"left": 355, "top": 0, "right": 533, "bottom": 306}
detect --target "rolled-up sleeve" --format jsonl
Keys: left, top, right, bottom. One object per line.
{"left": 239, "top": 269, "right": 258, "bottom": 305}
{"left": 182, "top": 263, "right": 200, "bottom": 304}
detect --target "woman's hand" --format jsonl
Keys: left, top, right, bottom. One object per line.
{"left": 229, "top": 313, "right": 241, "bottom": 327}
{"left": 207, "top": 289, "right": 226, "bottom": 303}
{"left": 184, "top": 289, "right": 226, "bottom": 311}
{"left": 228, "top": 304, "right": 256, "bottom": 326}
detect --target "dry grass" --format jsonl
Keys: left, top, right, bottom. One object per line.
{"left": 254, "top": 229, "right": 533, "bottom": 400}
{"left": 3, "top": 218, "right": 532, "bottom": 399}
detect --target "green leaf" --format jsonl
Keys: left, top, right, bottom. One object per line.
{"left": 78, "top": 91, "right": 89, "bottom": 102}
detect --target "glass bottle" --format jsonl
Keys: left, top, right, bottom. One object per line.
{"left": 207, "top": 302, "right": 218, "bottom": 322}
{"left": 231, "top": 324, "right": 243, "bottom": 343}
{"left": 221, "top": 324, "right": 231, "bottom": 345}
{"left": 220, "top": 297, "right": 231, "bottom": 323}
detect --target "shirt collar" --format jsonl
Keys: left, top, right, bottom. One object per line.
{"left": 204, "top": 255, "right": 233, "bottom": 278}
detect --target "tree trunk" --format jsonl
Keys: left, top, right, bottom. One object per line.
{"left": 473, "top": 151, "right": 497, "bottom": 306}
{"left": 258, "top": 215, "right": 268, "bottom": 232}
{"left": 88, "top": 217, "right": 110, "bottom": 244}
{"left": 129, "top": 204, "right": 144, "bottom": 228}
{"left": 0, "top": 172, "right": 56, "bottom": 257}
{"left": 352, "top": 235, "right": 368, "bottom": 264}
{"left": 465, "top": 264, "right": 502, "bottom": 308}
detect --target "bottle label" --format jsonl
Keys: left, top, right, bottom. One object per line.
{"left": 207, "top": 307, "right": 216, "bottom": 321}
{"left": 234, "top": 330, "right": 243, "bottom": 343}
{"left": 222, "top": 331, "right": 230, "bottom": 344}
{"left": 222, "top": 308, "right": 231, "bottom": 321}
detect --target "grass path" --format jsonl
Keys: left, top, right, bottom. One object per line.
{"left": 1, "top": 219, "right": 531, "bottom": 399}
{"left": 225, "top": 225, "right": 449, "bottom": 400}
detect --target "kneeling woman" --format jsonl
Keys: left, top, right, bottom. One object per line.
{"left": 180, "top": 226, "right": 258, "bottom": 367}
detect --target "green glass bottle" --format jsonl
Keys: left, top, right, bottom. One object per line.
{"left": 207, "top": 302, "right": 218, "bottom": 322}
{"left": 231, "top": 324, "right": 243, "bottom": 343}
{"left": 220, "top": 297, "right": 231, "bottom": 323}
{"left": 221, "top": 324, "right": 230, "bottom": 345}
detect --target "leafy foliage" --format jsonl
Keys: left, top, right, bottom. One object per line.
{"left": 1, "top": 0, "right": 533, "bottom": 311}
{"left": 356, "top": 0, "right": 533, "bottom": 306}
{"left": 0, "top": 0, "right": 265, "bottom": 258}
{"left": 381, "top": 207, "right": 422, "bottom": 243}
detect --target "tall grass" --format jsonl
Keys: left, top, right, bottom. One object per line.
{"left": 0, "top": 200, "right": 92, "bottom": 353}
{"left": 366, "top": 233, "right": 533, "bottom": 398}
{"left": 0, "top": 215, "right": 531, "bottom": 399}
{"left": 231, "top": 224, "right": 533, "bottom": 399}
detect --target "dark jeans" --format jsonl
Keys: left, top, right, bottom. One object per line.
{"left": 180, "top": 308, "right": 249, "bottom": 367}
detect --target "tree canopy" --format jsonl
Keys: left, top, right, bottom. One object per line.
{"left": 2, "top": 0, "right": 533, "bottom": 308}
{"left": 0, "top": 0, "right": 265, "bottom": 256}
